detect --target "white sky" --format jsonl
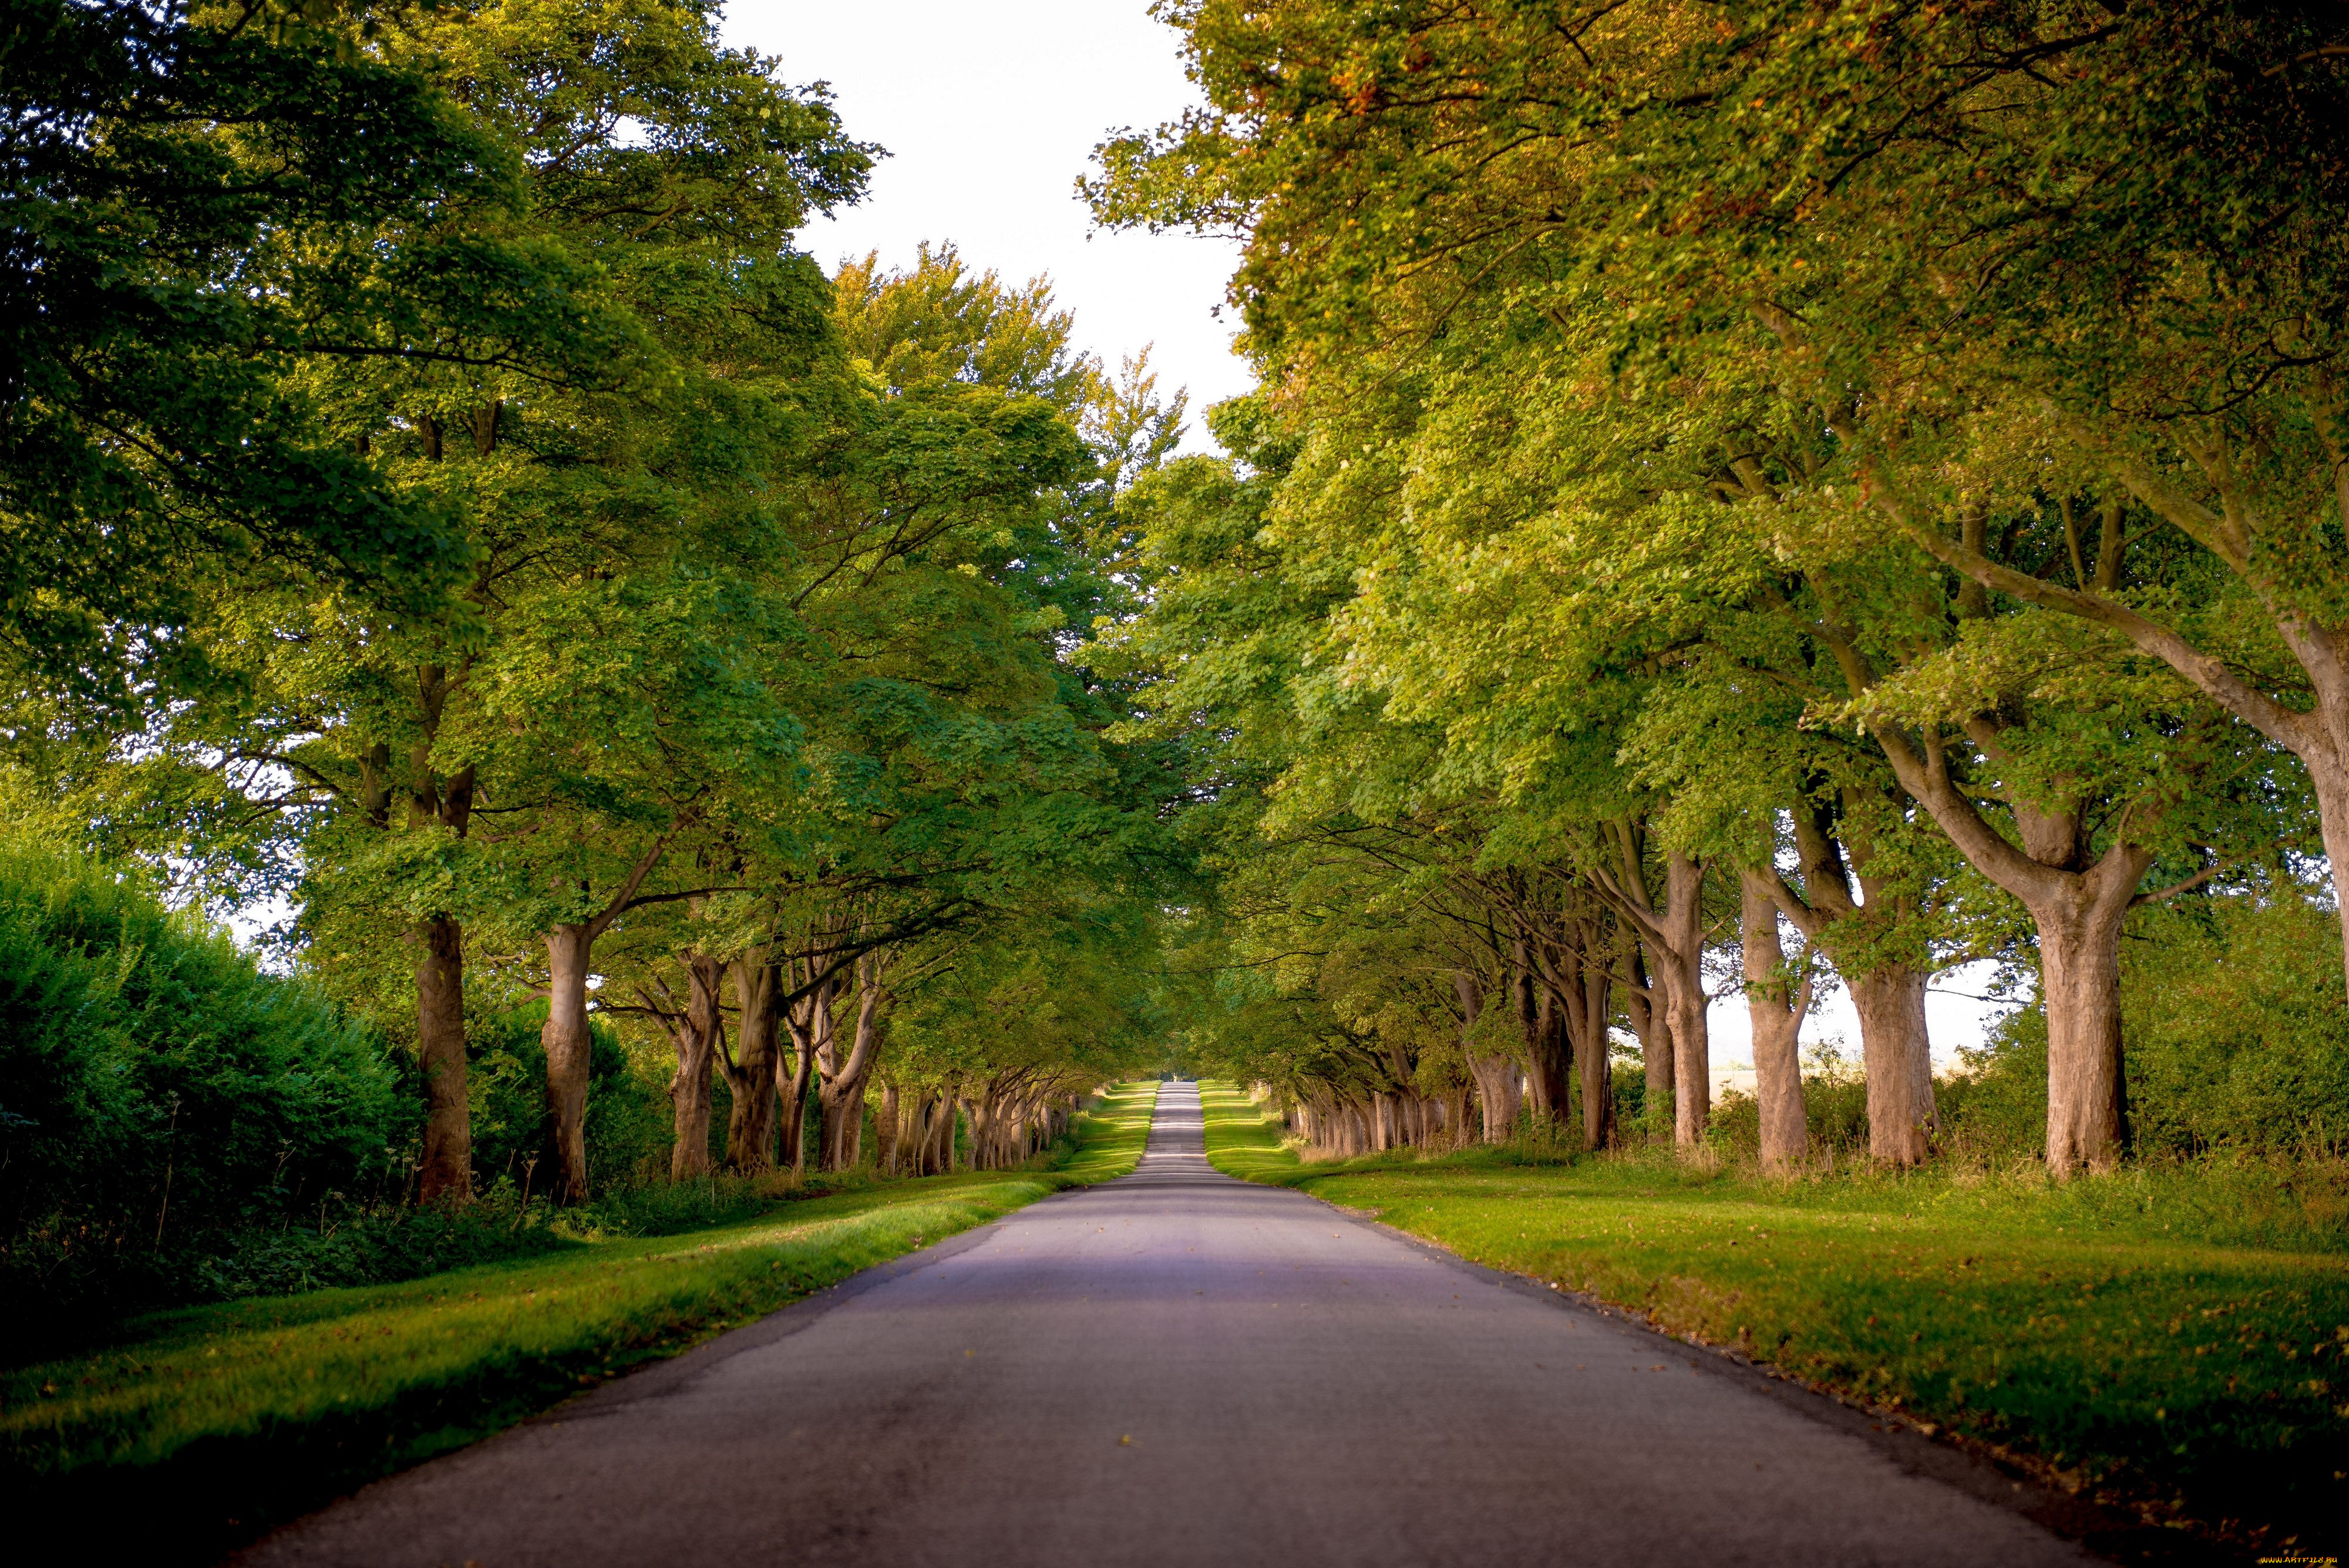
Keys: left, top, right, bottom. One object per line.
{"left": 721, "top": 0, "right": 1253, "bottom": 451}
{"left": 1702, "top": 958, "right": 2015, "bottom": 1095}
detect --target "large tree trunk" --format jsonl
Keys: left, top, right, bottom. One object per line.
{"left": 536, "top": 835, "right": 668, "bottom": 1203}
{"left": 1772, "top": 792, "right": 1942, "bottom": 1167}
{"left": 721, "top": 957, "right": 781, "bottom": 1174}
{"left": 415, "top": 915, "right": 471, "bottom": 1204}
{"left": 1511, "top": 943, "right": 1573, "bottom": 1131}
{"left": 540, "top": 925, "right": 595, "bottom": 1204}
{"left": 1607, "top": 849, "right": 1711, "bottom": 1148}
{"left": 1578, "top": 1022, "right": 1616, "bottom": 1151}
{"left": 816, "top": 957, "right": 889, "bottom": 1172}
{"left": 876, "top": 1081, "right": 901, "bottom": 1175}
{"left": 658, "top": 954, "right": 724, "bottom": 1181}
{"left": 1657, "top": 854, "right": 1711, "bottom": 1147}
{"left": 398, "top": 728, "right": 475, "bottom": 1206}
{"left": 1622, "top": 949, "right": 1672, "bottom": 1142}
{"left": 1454, "top": 971, "right": 1520, "bottom": 1142}
{"left": 1849, "top": 966, "right": 1939, "bottom": 1166}
{"left": 1739, "top": 871, "right": 1810, "bottom": 1172}
{"left": 2314, "top": 764, "right": 2349, "bottom": 1000}
{"left": 1860, "top": 718, "right": 2154, "bottom": 1175}
{"left": 2036, "top": 877, "right": 2138, "bottom": 1175}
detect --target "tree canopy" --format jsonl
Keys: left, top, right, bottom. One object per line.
{"left": 2, "top": 0, "right": 1187, "bottom": 1238}
{"left": 1089, "top": 0, "right": 2348, "bottom": 1176}
{"left": 8, "top": 0, "right": 2347, "bottom": 1268}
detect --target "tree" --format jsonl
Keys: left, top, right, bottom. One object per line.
{"left": 54, "top": 0, "right": 871, "bottom": 1202}
{"left": 1091, "top": 0, "right": 2333, "bottom": 1173}
{"left": 0, "top": 0, "right": 652, "bottom": 702}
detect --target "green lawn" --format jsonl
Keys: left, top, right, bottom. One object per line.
{"left": 0, "top": 1082, "right": 1157, "bottom": 1560}
{"left": 1198, "top": 1081, "right": 2348, "bottom": 1553}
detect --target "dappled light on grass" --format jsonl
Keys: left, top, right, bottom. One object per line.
{"left": 1198, "top": 1081, "right": 1310, "bottom": 1184}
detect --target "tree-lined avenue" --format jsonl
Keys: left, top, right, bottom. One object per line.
{"left": 240, "top": 1084, "right": 2088, "bottom": 1567}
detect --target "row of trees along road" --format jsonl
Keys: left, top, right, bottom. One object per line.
{"left": 4, "top": 0, "right": 1185, "bottom": 1214}
{"left": 1089, "top": 2, "right": 2349, "bottom": 1175}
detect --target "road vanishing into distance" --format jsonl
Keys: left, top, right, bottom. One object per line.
{"left": 243, "top": 1084, "right": 2093, "bottom": 1567}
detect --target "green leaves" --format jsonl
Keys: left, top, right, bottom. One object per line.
{"left": 1, "top": 0, "right": 501, "bottom": 698}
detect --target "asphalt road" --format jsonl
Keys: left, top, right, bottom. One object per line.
{"left": 241, "top": 1082, "right": 2093, "bottom": 1567}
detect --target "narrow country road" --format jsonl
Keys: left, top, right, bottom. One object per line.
{"left": 241, "top": 1084, "right": 2092, "bottom": 1567}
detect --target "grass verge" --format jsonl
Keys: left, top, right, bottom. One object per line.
{"left": 1197, "top": 1081, "right": 2348, "bottom": 1555}
{"left": 1, "top": 1082, "right": 1157, "bottom": 1562}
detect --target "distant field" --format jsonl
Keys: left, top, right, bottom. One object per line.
{"left": 0, "top": 1082, "right": 1157, "bottom": 1563}
{"left": 1197, "top": 1082, "right": 2349, "bottom": 1554}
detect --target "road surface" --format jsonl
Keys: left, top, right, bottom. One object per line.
{"left": 242, "top": 1082, "right": 2092, "bottom": 1567}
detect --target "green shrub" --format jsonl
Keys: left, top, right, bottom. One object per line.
{"left": 1798, "top": 1042, "right": 1872, "bottom": 1152}
{"left": 1609, "top": 1062, "right": 1647, "bottom": 1132}
{"left": 2121, "top": 892, "right": 2349, "bottom": 1156}
{"left": 1945, "top": 889, "right": 2349, "bottom": 1160}
{"left": 463, "top": 1004, "right": 673, "bottom": 1199}
{"left": 0, "top": 834, "right": 413, "bottom": 1333}
{"left": 181, "top": 1196, "right": 577, "bottom": 1303}
{"left": 1940, "top": 1020, "right": 2048, "bottom": 1159}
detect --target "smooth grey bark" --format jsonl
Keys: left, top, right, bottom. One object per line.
{"left": 1453, "top": 971, "right": 1521, "bottom": 1142}
{"left": 1766, "top": 795, "right": 1940, "bottom": 1165}
{"left": 1739, "top": 870, "right": 1812, "bottom": 1172}
{"left": 1855, "top": 716, "right": 2152, "bottom": 1174}
{"left": 1813, "top": 510, "right": 2166, "bottom": 1174}
{"left": 641, "top": 953, "right": 723, "bottom": 1181}
{"left": 1849, "top": 967, "right": 1937, "bottom": 1165}
{"left": 2034, "top": 867, "right": 2141, "bottom": 1173}
{"left": 815, "top": 953, "right": 889, "bottom": 1171}
{"left": 1598, "top": 830, "right": 1710, "bottom": 1147}
{"left": 540, "top": 837, "right": 669, "bottom": 1203}
{"left": 719, "top": 955, "right": 782, "bottom": 1175}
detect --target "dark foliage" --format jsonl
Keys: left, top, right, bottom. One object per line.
{"left": 0, "top": 832, "right": 414, "bottom": 1330}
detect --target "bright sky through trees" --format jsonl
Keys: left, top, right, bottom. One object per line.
{"left": 720, "top": 0, "right": 1251, "bottom": 455}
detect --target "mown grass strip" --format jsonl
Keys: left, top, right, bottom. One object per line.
{"left": 0, "top": 1082, "right": 1157, "bottom": 1560}
{"left": 1197, "top": 1081, "right": 2348, "bottom": 1552}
